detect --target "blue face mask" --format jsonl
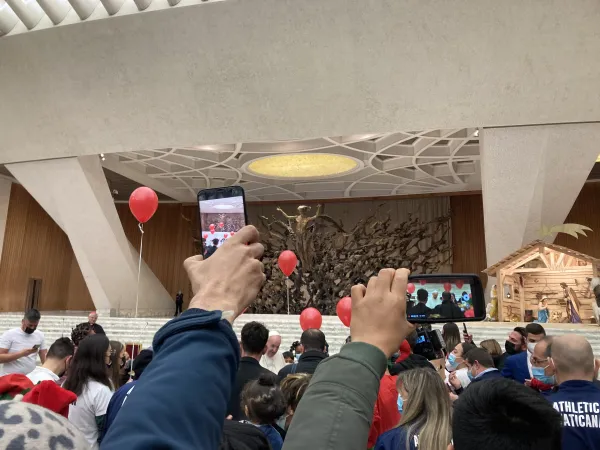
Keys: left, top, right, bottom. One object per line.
{"left": 532, "top": 366, "right": 555, "bottom": 385}
{"left": 467, "top": 368, "right": 474, "bottom": 381}
{"left": 397, "top": 394, "right": 404, "bottom": 413}
{"left": 447, "top": 353, "right": 458, "bottom": 369}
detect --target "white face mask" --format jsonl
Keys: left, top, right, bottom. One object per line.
{"left": 527, "top": 342, "right": 537, "bottom": 354}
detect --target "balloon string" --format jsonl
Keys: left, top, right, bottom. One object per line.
{"left": 135, "top": 223, "right": 144, "bottom": 318}
{"left": 287, "top": 279, "right": 290, "bottom": 315}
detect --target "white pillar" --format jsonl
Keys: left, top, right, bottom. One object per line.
{"left": 481, "top": 123, "right": 600, "bottom": 269}
{"left": 0, "top": 178, "right": 12, "bottom": 258}
{"left": 6, "top": 156, "right": 173, "bottom": 316}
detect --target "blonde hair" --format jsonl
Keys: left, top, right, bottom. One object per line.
{"left": 280, "top": 373, "right": 311, "bottom": 412}
{"left": 397, "top": 368, "right": 452, "bottom": 450}
{"left": 479, "top": 339, "right": 502, "bottom": 357}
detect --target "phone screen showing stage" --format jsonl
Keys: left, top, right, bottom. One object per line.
{"left": 406, "top": 278, "right": 475, "bottom": 321}
{"left": 198, "top": 195, "right": 246, "bottom": 259}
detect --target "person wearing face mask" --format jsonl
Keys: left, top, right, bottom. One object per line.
{"left": 375, "top": 368, "right": 452, "bottom": 450}
{"left": 545, "top": 335, "right": 600, "bottom": 450}
{"left": 446, "top": 342, "right": 477, "bottom": 393}
{"left": 501, "top": 323, "right": 545, "bottom": 384}
{"left": 451, "top": 348, "right": 501, "bottom": 396}
{"left": 26, "top": 337, "right": 74, "bottom": 384}
{"left": 0, "top": 309, "right": 47, "bottom": 375}
{"left": 525, "top": 336, "right": 556, "bottom": 392}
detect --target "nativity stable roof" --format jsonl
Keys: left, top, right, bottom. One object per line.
{"left": 484, "top": 240, "right": 600, "bottom": 277}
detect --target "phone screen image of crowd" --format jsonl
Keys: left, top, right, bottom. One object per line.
{"left": 406, "top": 282, "right": 473, "bottom": 320}
{"left": 199, "top": 196, "right": 246, "bottom": 259}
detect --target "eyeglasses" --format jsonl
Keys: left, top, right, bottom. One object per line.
{"left": 530, "top": 356, "right": 549, "bottom": 365}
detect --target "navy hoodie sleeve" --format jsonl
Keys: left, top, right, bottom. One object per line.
{"left": 101, "top": 308, "right": 240, "bottom": 450}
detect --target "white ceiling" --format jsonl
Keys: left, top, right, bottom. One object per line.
{"left": 109, "top": 128, "right": 481, "bottom": 202}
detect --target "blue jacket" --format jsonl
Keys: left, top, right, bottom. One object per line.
{"left": 101, "top": 309, "right": 240, "bottom": 449}
{"left": 500, "top": 352, "right": 529, "bottom": 384}
{"left": 103, "top": 381, "right": 138, "bottom": 436}
{"left": 546, "top": 380, "right": 600, "bottom": 450}
{"left": 374, "top": 426, "right": 418, "bottom": 450}
{"left": 471, "top": 368, "right": 503, "bottom": 384}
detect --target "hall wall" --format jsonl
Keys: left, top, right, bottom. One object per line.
{"left": 2, "top": 183, "right": 600, "bottom": 313}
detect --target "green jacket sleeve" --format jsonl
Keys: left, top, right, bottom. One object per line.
{"left": 283, "top": 342, "right": 387, "bottom": 450}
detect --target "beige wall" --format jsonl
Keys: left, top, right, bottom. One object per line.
{"left": 1, "top": 0, "right": 600, "bottom": 163}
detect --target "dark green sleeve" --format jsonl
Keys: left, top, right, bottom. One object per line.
{"left": 283, "top": 342, "right": 387, "bottom": 450}
{"left": 96, "top": 415, "right": 107, "bottom": 443}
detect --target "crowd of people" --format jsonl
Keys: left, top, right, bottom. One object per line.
{"left": 0, "top": 225, "right": 598, "bottom": 449}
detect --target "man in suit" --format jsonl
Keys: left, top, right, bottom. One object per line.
{"left": 501, "top": 323, "right": 546, "bottom": 384}
{"left": 451, "top": 348, "right": 502, "bottom": 396}
{"left": 227, "top": 321, "right": 271, "bottom": 420}
{"left": 407, "top": 289, "right": 432, "bottom": 319}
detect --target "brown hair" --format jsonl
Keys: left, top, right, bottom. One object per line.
{"left": 479, "top": 339, "right": 502, "bottom": 357}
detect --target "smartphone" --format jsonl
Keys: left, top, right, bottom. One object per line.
{"left": 406, "top": 274, "right": 485, "bottom": 323}
{"left": 32, "top": 344, "right": 40, "bottom": 350}
{"left": 197, "top": 186, "right": 248, "bottom": 259}
{"left": 463, "top": 323, "right": 469, "bottom": 335}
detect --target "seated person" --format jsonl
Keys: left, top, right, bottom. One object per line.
{"left": 407, "top": 289, "right": 432, "bottom": 318}
{"left": 433, "top": 291, "right": 464, "bottom": 319}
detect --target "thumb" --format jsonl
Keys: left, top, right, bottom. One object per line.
{"left": 351, "top": 284, "right": 366, "bottom": 305}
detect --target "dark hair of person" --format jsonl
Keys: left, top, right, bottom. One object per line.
{"left": 240, "top": 322, "right": 269, "bottom": 355}
{"left": 442, "top": 323, "right": 461, "bottom": 354}
{"left": 71, "top": 323, "right": 92, "bottom": 347}
{"left": 290, "top": 341, "right": 301, "bottom": 353}
{"left": 212, "top": 238, "right": 219, "bottom": 245}
{"left": 453, "top": 378, "right": 562, "bottom": 450}
{"left": 24, "top": 309, "right": 41, "bottom": 322}
{"left": 109, "top": 340, "right": 125, "bottom": 390}
{"left": 282, "top": 351, "right": 293, "bottom": 360}
{"left": 465, "top": 348, "right": 494, "bottom": 368}
{"left": 441, "top": 291, "right": 452, "bottom": 302}
{"left": 47, "top": 337, "right": 75, "bottom": 360}
{"left": 525, "top": 323, "right": 546, "bottom": 337}
{"left": 241, "top": 374, "right": 286, "bottom": 425}
{"left": 513, "top": 327, "right": 527, "bottom": 343}
{"left": 280, "top": 373, "right": 311, "bottom": 413}
{"left": 458, "top": 342, "right": 477, "bottom": 357}
{"left": 416, "top": 289, "right": 428, "bottom": 303}
{"left": 63, "top": 334, "right": 111, "bottom": 396}
{"left": 300, "top": 329, "right": 326, "bottom": 352}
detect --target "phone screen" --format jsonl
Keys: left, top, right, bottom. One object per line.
{"left": 406, "top": 275, "right": 485, "bottom": 323}
{"left": 198, "top": 187, "right": 247, "bottom": 259}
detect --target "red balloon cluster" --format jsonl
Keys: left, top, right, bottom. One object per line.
{"left": 224, "top": 233, "right": 229, "bottom": 238}
{"left": 406, "top": 283, "right": 416, "bottom": 294}
{"left": 129, "top": 187, "right": 158, "bottom": 223}
{"left": 203, "top": 233, "right": 208, "bottom": 239}
{"left": 336, "top": 296, "right": 352, "bottom": 327}
{"left": 278, "top": 250, "right": 297, "bottom": 277}
{"left": 219, "top": 222, "right": 224, "bottom": 228}
{"left": 443, "top": 282, "right": 452, "bottom": 292}
{"left": 419, "top": 279, "right": 427, "bottom": 286}
{"left": 455, "top": 280, "right": 464, "bottom": 289}
{"left": 300, "top": 307, "right": 322, "bottom": 330}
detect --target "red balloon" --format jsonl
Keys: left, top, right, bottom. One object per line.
{"left": 210, "top": 230, "right": 215, "bottom": 234}
{"left": 456, "top": 280, "right": 464, "bottom": 289}
{"left": 219, "top": 222, "right": 224, "bottom": 228}
{"left": 419, "top": 279, "right": 427, "bottom": 286}
{"left": 209, "top": 224, "right": 215, "bottom": 229}
{"left": 443, "top": 282, "right": 452, "bottom": 292}
{"left": 336, "top": 296, "right": 352, "bottom": 327}
{"left": 224, "top": 233, "right": 229, "bottom": 238}
{"left": 203, "top": 234, "right": 208, "bottom": 239}
{"left": 278, "top": 250, "right": 297, "bottom": 277}
{"left": 300, "top": 307, "right": 322, "bottom": 331}
{"left": 406, "top": 283, "right": 416, "bottom": 294}
{"left": 231, "top": 232, "right": 235, "bottom": 236}
{"left": 129, "top": 187, "right": 158, "bottom": 223}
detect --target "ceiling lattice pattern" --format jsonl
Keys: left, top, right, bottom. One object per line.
{"left": 113, "top": 129, "right": 481, "bottom": 201}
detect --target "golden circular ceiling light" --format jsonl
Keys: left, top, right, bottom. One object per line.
{"left": 246, "top": 153, "right": 360, "bottom": 179}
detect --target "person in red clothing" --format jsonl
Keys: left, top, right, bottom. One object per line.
{"left": 369, "top": 341, "right": 411, "bottom": 448}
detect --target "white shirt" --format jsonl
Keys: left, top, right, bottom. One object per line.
{"left": 260, "top": 352, "right": 287, "bottom": 374}
{"left": 27, "top": 366, "right": 59, "bottom": 384}
{"left": 0, "top": 328, "right": 46, "bottom": 375}
{"left": 68, "top": 380, "right": 113, "bottom": 448}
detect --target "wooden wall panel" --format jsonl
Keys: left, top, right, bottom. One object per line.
{"left": 450, "top": 194, "right": 488, "bottom": 285}
{"left": 0, "top": 184, "right": 90, "bottom": 312}
{"left": 555, "top": 183, "right": 600, "bottom": 257}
